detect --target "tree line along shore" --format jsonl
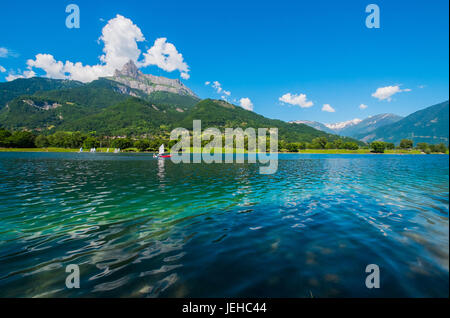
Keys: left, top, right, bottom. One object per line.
{"left": 0, "top": 129, "right": 448, "bottom": 154}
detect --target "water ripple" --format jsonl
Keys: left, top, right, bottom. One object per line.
{"left": 0, "top": 153, "right": 448, "bottom": 297}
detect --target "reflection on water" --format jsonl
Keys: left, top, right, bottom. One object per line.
{"left": 157, "top": 157, "right": 165, "bottom": 181}
{"left": 0, "top": 152, "right": 448, "bottom": 297}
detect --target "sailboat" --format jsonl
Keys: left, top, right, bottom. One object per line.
{"left": 153, "top": 144, "right": 171, "bottom": 158}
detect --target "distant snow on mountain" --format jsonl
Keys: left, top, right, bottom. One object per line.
{"left": 290, "top": 113, "right": 404, "bottom": 140}
{"left": 289, "top": 120, "right": 335, "bottom": 134}
{"left": 324, "top": 118, "right": 362, "bottom": 131}
{"left": 342, "top": 113, "right": 403, "bottom": 137}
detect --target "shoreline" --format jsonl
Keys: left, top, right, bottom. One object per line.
{"left": 1, "top": 147, "right": 447, "bottom": 155}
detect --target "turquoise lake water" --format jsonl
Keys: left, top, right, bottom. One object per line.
{"left": 0, "top": 152, "right": 448, "bottom": 297}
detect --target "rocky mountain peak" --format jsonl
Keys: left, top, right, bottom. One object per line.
{"left": 115, "top": 60, "right": 142, "bottom": 78}
{"left": 109, "top": 60, "right": 197, "bottom": 98}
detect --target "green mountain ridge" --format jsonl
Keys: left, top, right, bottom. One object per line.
{"left": 0, "top": 77, "right": 83, "bottom": 110}
{"left": 59, "top": 97, "right": 175, "bottom": 136}
{"left": 0, "top": 76, "right": 363, "bottom": 145}
{"left": 357, "top": 101, "right": 449, "bottom": 144}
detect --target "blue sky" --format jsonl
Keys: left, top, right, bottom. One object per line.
{"left": 0, "top": 0, "right": 448, "bottom": 123}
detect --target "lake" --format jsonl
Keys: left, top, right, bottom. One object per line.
{"left": 0, "top": 152, "right": 448, "bottom": 297}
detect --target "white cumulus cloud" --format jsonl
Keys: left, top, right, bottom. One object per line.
{"left": 322, "top": 104, "right": 335, "bottom": 112}
{"left": 99, "top": 14, "right": 144, "bottom": 72}
{"left": 7, "top": 15, "right": 190, "bottom": 82}
{"left": 0, "top": 65, "right": 5, "bottom": 73}
{"left": 27, "top": 54, "right": 66, "bottom": 79}
{"left": 359, "top": 103, "right": 368, "bottom": 109}
{"left": 371, "top": 85, "right": 411, "bottom": 101}
{"left": 141, "top": 37, "right": 190, "bottom": 79}
{"left": 279, "top": 93, "right": 313, "bottom": 108}
{"left": 240, "top": 97, "right": 254, "bottom": 111}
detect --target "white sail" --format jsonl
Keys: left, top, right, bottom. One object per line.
{"left": 158, "top": 144, "right": 165, "bottom": 155}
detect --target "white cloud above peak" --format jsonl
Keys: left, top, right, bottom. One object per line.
{"left": 239, "top": 97, "right": 254, "bottom": 111}
{"left": 371, "top": 85, "right": 411, "bottom": 101}
{"left": 279, "top": 93, "right": 313, "bottom": 108}
{"left": 7, "top": 15, "right": 190, "bottom": 82}
{"left": 99, "top": 14, "right": 144, "bottom": 73}
{"left": 322, "top": 104, "right": 335, "bottom": 112}
{"left": 141, "top": 37, "right": 190, "bottom": 79}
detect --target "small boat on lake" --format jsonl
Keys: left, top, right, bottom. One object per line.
{"left": 154, "top": 144, "right": 171, "bottom": 158}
